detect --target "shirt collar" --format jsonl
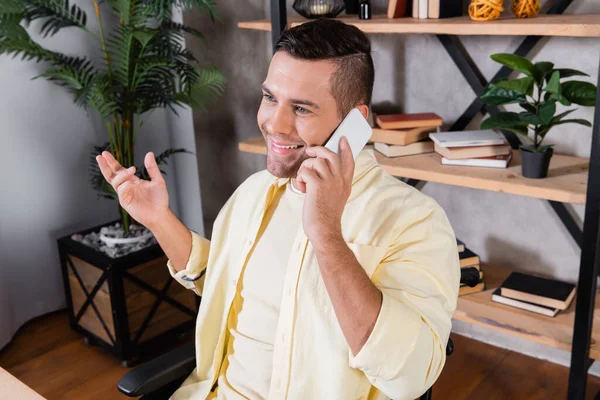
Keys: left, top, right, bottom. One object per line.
{"left": 271, "top": 148, "right": 379, "bottom": 189}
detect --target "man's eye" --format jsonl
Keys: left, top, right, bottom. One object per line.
{"left": 263, "top": 93, "right": 275, "bottom": 102}
{"left": 295, "top": 106, "right": 309, "bottom": 114}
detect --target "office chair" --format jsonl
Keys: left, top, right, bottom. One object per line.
{"left": 118, "top": 267, "right": 480, "bottom": 399}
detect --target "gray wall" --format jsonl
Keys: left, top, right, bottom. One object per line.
{"left": 0, "top": 2, "right": 204, "bottom": 349}
{"left": 186, "top": 0, "right": 600, "bottom": 371}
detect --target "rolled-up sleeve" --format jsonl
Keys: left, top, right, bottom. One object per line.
{"left": 166, "top": 230, "right": 210, "bottom": 296}
{"left": 349, "top": 201, "right": 461, "bottom": 400}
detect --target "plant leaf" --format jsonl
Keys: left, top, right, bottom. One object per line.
{"left": 491, "top": 77, "right": 534, "bottom": 96}
{"left": 481, "top": 86, "right": 526, "bottom": 106}
{"left": 539, "top": 101, "right": 556, "bottom": 125}
{"left": 533, "top": 62, "right": 554, "bottom": 86}
{"left": 555, "top": 68, "right": 590, "bottom": 79}
{"left": 518, "top": 112, "right": 542, "bottom": 125}
{"left": 562, "top": 81, "right": 597, "bottom": 106}
{"left": 24, "top": 0, "right": 88, "bottom": 37}
{"left": 545, "top": 70, "right": 561, "bottom": 95}
{"left": 550, "top": 109, "right": 577, "bottom": 123}
{"left": 490, "top": 53, "right": 535, "bottom": 77}
{"left": 481, "top": 112, "right": 529, "bottom": 134}
{"left": 519, "top": 102, "right": 537, "bottom": 113}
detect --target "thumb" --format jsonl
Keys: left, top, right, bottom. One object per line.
{"left": 340, "top": 137, "right": 355, "bottom": 183}
{"left": 144, "top": 152, "right": 164, "bottom": 183}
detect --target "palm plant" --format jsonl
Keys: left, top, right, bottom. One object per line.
{"left": 0, "top": 0, "right": 226, "bottom": 233}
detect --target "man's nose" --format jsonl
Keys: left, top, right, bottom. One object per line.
{"left": 265, "top": 105, "right": 293, "bottom": 135}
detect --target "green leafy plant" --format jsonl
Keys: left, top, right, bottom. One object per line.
{"left": 0, "top": 0, "right": 226, "bottom": 233}
{"left": 480, "top": 53, "right": 597, "bottom": 153}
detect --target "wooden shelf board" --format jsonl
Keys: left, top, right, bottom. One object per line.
{"left": 238, "top": 137, "right": 589, "bottom": 204}
{"left": 456, "top": 264, "right": 600, "bottom": 360}
{"left": 238, "top": 14, "right": 600, "bottom": 37}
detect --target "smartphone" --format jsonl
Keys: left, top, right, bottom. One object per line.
{"left": 323, "top": 108, "right": 372, "bottom": 160}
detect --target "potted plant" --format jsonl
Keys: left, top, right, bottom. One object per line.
{"left": 480, "top": 53, "right": 597, "bottom": 179}
{"left": 0, "top": 0, "right": 225, "bottom": 365}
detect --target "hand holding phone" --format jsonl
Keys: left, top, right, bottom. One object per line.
{"left": 323, "top": 108, "right": 372, "bottom": 160}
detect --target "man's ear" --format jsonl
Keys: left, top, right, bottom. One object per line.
{"left": 355, "top": 104, "right": 369, "bottom": 120}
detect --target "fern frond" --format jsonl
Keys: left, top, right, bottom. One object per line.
{"left": 160, "top": 21, "right": 205, "bottom": 40}
{"left": 177, "top": 0, "right": 218, "bottom": 22}
{"left": 0, "top": 22, "right": 54, "bottom": 62}
{"left": 104, "top": 0, "right": 152, "bottom": 27}
{"left": 87, "top": 75, "right": 119, "bottom": 119}
{"left": 89, "top": 142, "right": 118, "bottom": 200}
{"left": 36, "top": 55, "right": 95, "bottom": 102}
{"left": 175, "top": 66, "right": 225, "bottom": 110}
{"left": 106, "top": 25, "right": 138, "bottom": 88}
{"left": 23, "top": 0, "right": 88, "bottom": 37}
{"left": 0, "top": 0, "right": 25, "bottom": 23}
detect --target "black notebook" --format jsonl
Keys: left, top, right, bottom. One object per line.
{"left": 499, "top": 271, "right": 576, "bottom": 311}
{"left": 428, "top": 0, "right": 463, "bottom": 19}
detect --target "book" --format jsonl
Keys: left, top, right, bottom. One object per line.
{"left": 418, "top": 0, "right": 428, "bottom": 18}
{"left": 460, "top": 248, "right": 480, "bottom": 268}
{"left": 441, "top": 152, "right": 513, "bottom": 168}
{"left": 370, "top": 126, "right": 438, "bottom": 146}
{"left": 499, "top": 271, "right": 576, "bottom": 311}
{"left": 376, "top": 112, "right": 443, "bottom": 130}
{"left": 457, "top": 238, "right": 465, "bottom": 253}
{"left": 429, "top": 129, "right": 507, "bottom": 148}
{"left": 434, "top": 143, "right": 511, "bottom": 160}
{"left": 412, "top": 0, "right": 419, "bottom": 18}
{"left": 374, "top": 140, "right": 434, "bottom": 158}
{"left": 459, "top": 279, "right": 485, "bottom": 296}
{"left": 492, "top": 288, "right": 560, "bottom": 317}
{"left": 428, "top": 0, "right": 463, "bottom": 18}
{"left": 387, "top": 0, "right": 408, "bottom": 18}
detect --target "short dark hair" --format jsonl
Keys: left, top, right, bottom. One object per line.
{"left": 274, "top": 19, "right": 375, "bottom": 117}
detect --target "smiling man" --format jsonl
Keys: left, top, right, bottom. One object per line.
{"left": 97, "top": 18, "right": 460, "bottom": 400}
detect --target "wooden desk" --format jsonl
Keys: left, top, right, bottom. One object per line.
{"left": 0, "top": 367, "right": 46, "bottom": 400}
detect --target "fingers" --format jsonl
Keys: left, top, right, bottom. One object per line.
{"left": 299, "top": 157, "right": 332, "bottom": 179}
{"left": 110, "top": 166, "right": 137, "bottom": 189}
{"left": 145, "top": 152, "right": 165, "bottom": 183}
{"left": 296, "top": 166, "right": 319, "bottom": 192}
{"left": 96, "top": 151, "right": 140, "bottom": 190}
{"left": 305, "top": 146, "right": 342, "bottom": 177}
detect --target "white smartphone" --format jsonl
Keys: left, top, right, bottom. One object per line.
{"left": 324, "top": 108, "right": 372, "bottom": 160}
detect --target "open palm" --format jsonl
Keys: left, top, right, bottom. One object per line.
{"left": 96, "top": 151, "right": 169, "bottom": 229}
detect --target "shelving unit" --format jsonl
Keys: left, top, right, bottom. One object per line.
{"left": 237, "top": 2, "right": 600, "bottom": 398}
{"left": 238, "top": 14, "right": 600, "bottom": 37}
{"left": 239, "top": 137, "right": 589, "bottom": 204}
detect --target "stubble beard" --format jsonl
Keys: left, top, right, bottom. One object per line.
{"left": 262, "top": 132, "right": 309, "bottom": 179}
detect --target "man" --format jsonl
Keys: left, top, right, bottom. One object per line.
{"left": 97, "top": 19, "right": 460, "bottom": 400}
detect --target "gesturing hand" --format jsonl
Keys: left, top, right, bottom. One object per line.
{"left": 96, "top": 151, "right": 169, "bottom": 230}
{"left": 295, "top": 136, "right": 355, "bottom": 247}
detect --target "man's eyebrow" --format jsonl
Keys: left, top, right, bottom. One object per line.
{"left": 261, "top": 84, "right": 321, "bottom": 110}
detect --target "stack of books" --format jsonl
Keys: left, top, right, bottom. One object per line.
{"left": 491, "top": 272, "right": 576, "bottom": 317}
{"left": 370, "top": 112, "right": 443, "bottom": 158}
{"left": 412, "top": 0, "right": 463, "bottom": 19}
{"left": 457, "top": 239, "right": 486, "bottom": 297}
{"left": 429, "top": 130, "right": 513, "bottom": 169}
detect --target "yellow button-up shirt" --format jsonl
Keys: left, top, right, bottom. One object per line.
{"left": 167, "top": 149, "right": 461, "bottom": 400}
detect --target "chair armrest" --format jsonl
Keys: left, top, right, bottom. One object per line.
{"left": 118, "top": 341, "right": 196, "bottom": 397}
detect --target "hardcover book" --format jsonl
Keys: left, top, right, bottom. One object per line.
{"left": 376, "top": 112, "right": 443, "bottom": 130}
{"left": 499, "top": 271, "right": 576, "bottom": 310}
{"left": 429, "top": 129, "right": 507, "bottom": 147}
{"left": 441, "top": 152, "right": 512, "bottom": 168}
{"left": 492, "top": 287, "right": 560, "bottom": 317}
{"left": 370, "top": 126, "right": 437, "bottom": 146}
{"left": 428, "top": 0, "right": 463, "bottom": 18}
{"left": 373, "top": 140, "right": 434, "bottom": 157}
{"left": 434, "top": 143, "right": 510, "bottom": 160}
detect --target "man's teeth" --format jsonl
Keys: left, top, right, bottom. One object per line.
{"left": 274, "top": 143, "right": 301, "bottom": 149}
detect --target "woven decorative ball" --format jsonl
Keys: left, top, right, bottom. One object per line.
{"left": 512, "top": 0, "right": 540, "bottom": 18}
{"left": 468, "top": 0, "right": 503, "bottom": 21}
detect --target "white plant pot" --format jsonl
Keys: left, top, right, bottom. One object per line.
{"left": 99, "top": 230, "right": 154, "bottom": 248}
